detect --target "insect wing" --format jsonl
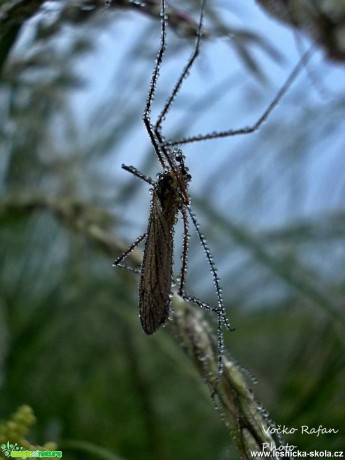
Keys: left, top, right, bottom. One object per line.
{"left": 139, "top": 188, "right": 174, "bottom": 335}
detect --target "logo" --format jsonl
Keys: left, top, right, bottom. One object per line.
{"left": 1, "top": 442, "right": 62, "bottom": 458}
{"left": 1, "top": 442, "right": 24, "bottom": 457}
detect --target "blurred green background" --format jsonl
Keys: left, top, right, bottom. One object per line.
{"left": 0, "top": 1, "right": 345, "bottom": 459}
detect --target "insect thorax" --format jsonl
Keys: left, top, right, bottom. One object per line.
{"left": 156, "top": 171, "right": 184, "bottom": 216}
{"left": 156, "top": 157, "right": 191, "bottom": 214}
{"left": 156, "top": 148, "right": 192, "bottom": 211}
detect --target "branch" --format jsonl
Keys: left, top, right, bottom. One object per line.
{"left": 171, "top": 295, "right": 284, "bottom": 459}
{"left": 0, "top": 193, "right": 135, "bottom": 259}
{"left": 256, "top": 0, "right": 345, "bottom": 62}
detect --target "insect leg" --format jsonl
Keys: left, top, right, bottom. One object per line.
{"left": 177, "top": 206, "right": 190, "bottom": 297}
{"left": 113, "top": 232, "right": 146, "bottom": 274}
{"left": 140, "top": 0, "right": 191, "bottom": 200}
{"left": 142, "top": 0, "right": 168, "bottom": 168}
{"left": 122, "top": 164, "right": 155, "bottom": 186}
{"left": 164, "top": 49, "right": 313, "bottom": 147}
{"left": 181, "top": 293, "right": 225, "bottom": 376}
{"left": 154, "top": 0, "right": 206, "bottom": 137}
{"left": 186, "top": 204, "right": 232, "bottom": 332}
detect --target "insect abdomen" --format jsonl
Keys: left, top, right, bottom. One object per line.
{"left": 139, "top": 171, "right": 182, "bottom": 334}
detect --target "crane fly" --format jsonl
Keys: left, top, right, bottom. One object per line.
{"left": 113, "top": 0, "right": 308, "bottom": 373}
{"left": 135, "top": 152, "right": 191, "bottom": 335}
